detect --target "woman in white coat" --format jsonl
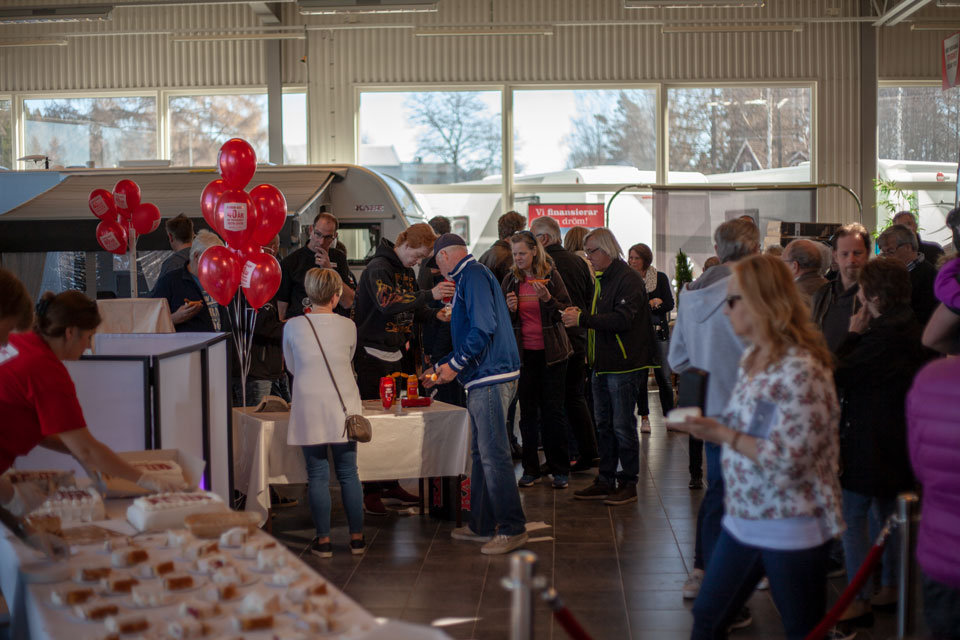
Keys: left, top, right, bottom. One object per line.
{"left": 283, "top": 268, "right": 365, "bottom": 558}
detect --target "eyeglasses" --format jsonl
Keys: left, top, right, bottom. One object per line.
{"left": 724, "top": 294, "right": 742, "bottom": 309}
{"left": 880, "top": 243, "right": 906, "bottom": 256}
{"left": 584, "top": 246, "right": 602, "bottom": 256}
{"left": 313, "top": 229, "right": 337, "bottom": 241}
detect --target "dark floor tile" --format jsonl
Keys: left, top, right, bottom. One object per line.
{"left": 406, "top": 585, "right": 485, "bottom": 614}
{"left": 621, "top": 572, "right": 690, "bottom": 592}
{"left": 345, "top": 569, "right": 421, "bottom": 591}
{"left": 616, "top": 541, "right": 684, "bottom": 558}
{"left": 555, "top": 587, "right": 625, "bottom": 611}
{"left": 624, "top": 590, "right": 691, "bottom": 611}
{"left": 567, "top": 608, "right": 631, "bottom": 639}
{"left": 553, "top": 516, "right": 613, "bottom": 543}
{"left": 626, "top": 608, "right": 694, "bottom": 633}
{"left": 618, "top": 555, "right": 688, "bottom": 575}
{"left": 554, "top": 556, "right": 622, "bottom": 590}
{"left": 342, "top": 586, "right": 411, "bottom": 609}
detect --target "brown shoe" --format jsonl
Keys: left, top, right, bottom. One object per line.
{"left": 363, "top": 493, "right": 387, "bottom": 516}
{"left": 603, "top": 483, "right": 638, "bottom": 505}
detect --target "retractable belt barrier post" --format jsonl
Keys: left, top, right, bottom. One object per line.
{"left": 502, "top": 551, "right": 596, "bottom": 640}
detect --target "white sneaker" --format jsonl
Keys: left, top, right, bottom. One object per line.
{"left": 640, "top": 417, "right": 651, "bottom": 433}
{"left": 757, "top": 577, "right": 769, "bottom": 590}
{"left": 480, "top": 532, "right": 529, "bottom": 555}
{"left": 682, "top": 568, "right": 704, "bottom": 599}
{"left": 450, "top": 526, "right": 493, "bottom": 543}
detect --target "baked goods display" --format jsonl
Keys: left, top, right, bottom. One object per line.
{"left": 2, "top": 469, "right": 75, "bottom": 488}
{"left": 31, "top": 526, "right": 373, "bottom": 638}
{"left": 128, "top": 459, "right": 186, "bottom": 487}
{"left": 31, "top": 487, "right": 106, "bottom": 523}
{"left": 184, "top": 511, "right": 258, "bottom": 539}
{"left": 126, "top": 491, "right": 227, "bottom": 532}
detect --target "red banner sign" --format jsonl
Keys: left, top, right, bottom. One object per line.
{"left": 528, "top": 203, "right": 604, "bottom": 228}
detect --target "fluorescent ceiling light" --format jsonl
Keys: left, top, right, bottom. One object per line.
{"left": 910, "top": 21, "right": 960, "bottom": 30}
{"left": 171, "top": 32, "right": 306, "bottom": 42}
{"left": 415, "top": 26, "right": 554, "bottom": 37}
{"left": 0, "top": 39, "right": 69, "bottom": 47}
{"left": 626, "top": 0, "right": 764, "bottom": 8}
{"left": 0, "top": 5, "right": 113, "bottom": 24}
{"left": 299, "top": 0, "right": 437, "bottom": 14}
{"left": 661, "top": 23, "right": 802, "bottom": 32}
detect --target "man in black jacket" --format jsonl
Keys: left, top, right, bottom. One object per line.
{"left": 878, "top": 224, "right": 939, "bottom": 325}
{"left": 562, "top": 228, "right": 657, "bottom": 506}
{"left": 811, "top": 224, "right": 871, "bottom": 353}
{"left": 531, "top": 216, "right": 598, "bottom": 470}
{"left": 893, "top": 211, "right": 944, "bottom": 267}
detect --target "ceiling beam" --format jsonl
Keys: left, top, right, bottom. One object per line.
{"left": 248, "top": 2, "right": 281, "bottom": 24}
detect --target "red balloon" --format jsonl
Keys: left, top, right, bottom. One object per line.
{"left": 249, "top": 184, "right": 287, "bottom": 246}
{"left": 240, "top": 252, "right": 281, "bottom": 310}
{"left": 230, "top": 239, "right": 262, "bottom": 264}
{"left": 215, "top": 188, "right": 260, "bottom": 248}
{"left": 131, "top": 202, "right": 161, "bottom": 235}
{"left": 218, "top": 138, "right": 257, "bottom": 190}
{"left": 197, "top": 246, "right": 241, "bottom": 306}
{"left": 113, "top": 180, "right": 141, "bottom": 218}
{"left": 200, "top": 179, "right": 227, "bottom": 233}
{"left": 88, "top": 189, "right": 117, "bottom": 221}
{"left": 95, "top": 219, "right": 128, "bottom": 255}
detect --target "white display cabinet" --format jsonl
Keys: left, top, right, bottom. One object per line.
{"left": 12, "top": 332, "right": 233, "bottom": 503}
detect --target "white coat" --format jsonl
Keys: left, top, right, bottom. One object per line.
{"left": 283, "top": 313, "right": 363, "bottom": 446}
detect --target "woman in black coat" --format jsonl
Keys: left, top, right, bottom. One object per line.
{"left": 628, "top": 243, "right": 674, "bottom": 433}
{"left": 835, "top": 257, "right": 934, "bottom": 623}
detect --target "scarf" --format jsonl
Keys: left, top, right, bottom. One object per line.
{"left": 643, "top": 265, "right": 658, "bottom": 293}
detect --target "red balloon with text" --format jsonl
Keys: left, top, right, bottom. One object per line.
{"left": 249, "top": 184, "right": 287, "bottom": 245}
{"left": 200, "top": 179, "right": 227, "bottom": 233}
{"left": 112, "top": 180, "right": 141, "bottom": 219}
{"left": 197, "top": 245, "right": 241, "bottom": 306}
{"left": 95, "top": 219, "right": 128, "bottom": 255}
{"left": 131, "top": 202, "right": 162, "bottom": 235}
{"left": 215, "top": 189, "right": 259, "bottom": 248}
{"left": 240, "top": 252, "right": 281, "bottom": 310}
{"left": 88, "top": 189, "right": 117, "bottom": 221}
{"left": 218, "top": 138, "right": 257, "bottom": 190}
{"left": 230, "top": 239, "right": 262, "bottom": 263}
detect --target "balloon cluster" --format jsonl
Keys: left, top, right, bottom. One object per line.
{"left": 197, "top": 139, "right": 285, "bottom": 310}
{"left": 88, "top": 180, "right": 162, "bottom": 255}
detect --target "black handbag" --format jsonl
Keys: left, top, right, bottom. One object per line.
{"left": 303, "top": 316, "right": 372, "bottom": 443}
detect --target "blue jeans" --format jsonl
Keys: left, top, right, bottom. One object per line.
{"left": 841, "top": 489, "right": 898, "bottom": 599}
{"left": 466, "top": 380, "right": 526, "bottom": 537}
{"left": 692, "top": 529, "right": 830, "bottom": 640}
{"left": 592, "top": 370, "right": 642, "bottom": 486}
{"left": 231, "top": 378, "right": 273, "bottom": 407}
{"left": 699, "top": 442, "right": 725, "bottom": 569}
{"left": 301, "top": 442, "right": 364, "bottom": 538}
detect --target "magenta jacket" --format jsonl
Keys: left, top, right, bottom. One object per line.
{"left": 907, "top": 356, "right": 960, "bottom": 589}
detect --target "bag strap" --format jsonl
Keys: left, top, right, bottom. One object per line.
{"left": 302, "top": 315, "right": 348, "bottom": 415}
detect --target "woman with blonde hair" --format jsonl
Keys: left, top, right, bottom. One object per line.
{"left": 673, "top": 254, "right": 843, "bottom": 640}
{"left": 502, "top": 230, "right": 574, "bottom": 489}
{"left": 284, "top": 268, "right": 365, "bottom": 557}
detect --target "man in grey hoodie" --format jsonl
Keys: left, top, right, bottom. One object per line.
{"left": 669, "top": 218, "right": 758, "bottom": 613}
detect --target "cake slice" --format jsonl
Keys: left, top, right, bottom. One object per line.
{"left": 32, "top": 487, "right": 105, "bottom": 523}
{"left": 126, "top": 492, "right": 227, "bottom": 532}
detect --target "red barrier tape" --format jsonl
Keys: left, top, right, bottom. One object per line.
{"left": 552, "top": 606, "right": 594, "bottom": 640}
{"left": 804, "top": 542, "right": 886, "bottom": 640}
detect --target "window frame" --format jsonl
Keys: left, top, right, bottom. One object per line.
{"left": 0, "top": 94, "right": 13, "bottom": 169}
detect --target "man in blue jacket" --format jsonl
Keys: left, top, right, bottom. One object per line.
{"left": 424, "top": 233, "right": 528, "bottom": 555}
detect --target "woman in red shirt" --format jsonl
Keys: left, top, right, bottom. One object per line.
{"left": 0, "top": 284, "right": 181, "bottom": 508}
{"left": 501, "top": 231, "right": 574, "bottom": 489}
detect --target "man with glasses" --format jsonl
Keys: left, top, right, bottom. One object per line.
{"left": 892, "top": 211, "right": 945, "bottom": 267}
{"left": 781, "top": 239, "right": 827, "bottom": 306}
{"left": 878, "top": 224, "right": 938, "bottom": 325}
{"left": 277, "top": 211, "right": 355, "bottom": 321}
{"left": 667, "top": 218, "right": 756, "bottom": 626}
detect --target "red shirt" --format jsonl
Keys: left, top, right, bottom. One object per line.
{"left": 517, "top": 280, "right": 545, "bottom": 351}
{"left": 0, "top": 332, "right": 86, "bottom": 473}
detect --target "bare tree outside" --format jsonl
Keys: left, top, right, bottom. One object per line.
{"left": 879, "top": 86, "right": 960, "bottom": 163}
{"left": 404, "top": 92, "right": 502, "bottom": 182}
{"left": 563, "top": 90, "right": 657, "bottom": 170}
{"left": 23, "top": 97, "right": 156, "bottom": 168}
{"left": 169, "top": 94, "right": 268, "bottom": 167}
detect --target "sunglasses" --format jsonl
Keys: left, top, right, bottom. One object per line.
{"left": 725, "top": 294, "right": 742, "bottom": 309}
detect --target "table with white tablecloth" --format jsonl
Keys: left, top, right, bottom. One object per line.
{"left": 95, "top": 298, "right": 175, "bottom": 334}
{"left": 232, "top": 400, "right": 472, "bottom": 523}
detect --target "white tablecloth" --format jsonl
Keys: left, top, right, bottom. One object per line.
{"left": 233, "top": 400, "right": 472, "bottom": 522}
{"left": 96, "top": 298, "right": 175, "bottom": 334}
{"left": 0, "top": 502, "right": 449, "bottom": 640}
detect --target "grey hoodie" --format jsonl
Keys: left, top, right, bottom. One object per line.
{"left": 668, "top": 265, "right": 745, "bottom": 417}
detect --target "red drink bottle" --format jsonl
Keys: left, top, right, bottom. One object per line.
{"left": 379, "top": 376, "right": 395, "bottom": 409}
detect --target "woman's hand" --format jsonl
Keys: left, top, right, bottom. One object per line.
{"left": 649, "top": 297, "right": 663, "bottom": 309}
{"left": 505, "top": 292, "right": 518, "bottom": 312}
{"left": 671, "top": 415, "right": 731, "bottom": 445}
{"left": 532, "top": 281, "right": 551, "bottom": 303}
{"left": 848, "top": 304, "right": 871, "bottom": 334}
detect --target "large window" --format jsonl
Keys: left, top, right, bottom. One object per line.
{"left": 0, "top": 98, "right": 11, "bottom": 169}
{"left": 169, "top": 93, "right": 268, "bottom": 166}
{"left": 358, "top": 90, "right": 503, "bottom": 184}
{"left": 879, "top": 85, "right": 960, "bottom": 164}
{"left": 22, "top": 96, "right": 156, "bottom": 169}
{"left": 668, "top": 86, "right": 812, "bottom": 182}
{"left": 282, "top": 91, "right": 308, "bottom": 165}
{"left": 513, "top": 88, "right": 657, "bottom": 176}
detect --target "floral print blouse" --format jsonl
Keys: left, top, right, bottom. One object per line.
{"left": 720, "top": 346, "right": 844, "bottom": 538}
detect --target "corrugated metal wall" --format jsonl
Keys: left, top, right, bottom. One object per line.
{"left": 0, "top": 0, "right": 949, "bottom": 223}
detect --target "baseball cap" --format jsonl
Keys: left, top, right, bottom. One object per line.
{"left": 433, "top": 233, "right": 467, "bottom": 254}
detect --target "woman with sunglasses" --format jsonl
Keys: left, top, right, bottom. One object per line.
{"left": 502, "top": 231, "right": 574, "bottom": 489}
{"left": 672, "top": 254, "right": 843, "bottom": 640}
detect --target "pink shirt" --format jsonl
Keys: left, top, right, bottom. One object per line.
{"left": 518, "top": 280, "right": 544, "bottom": 350}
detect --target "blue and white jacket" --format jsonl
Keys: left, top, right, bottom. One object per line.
{"left": 437, "top": 255, "right": 520, "bottom": 390}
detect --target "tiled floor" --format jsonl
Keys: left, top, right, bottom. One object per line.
{"left": 270, "top": 394, "right": 900, "bottom": 640}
